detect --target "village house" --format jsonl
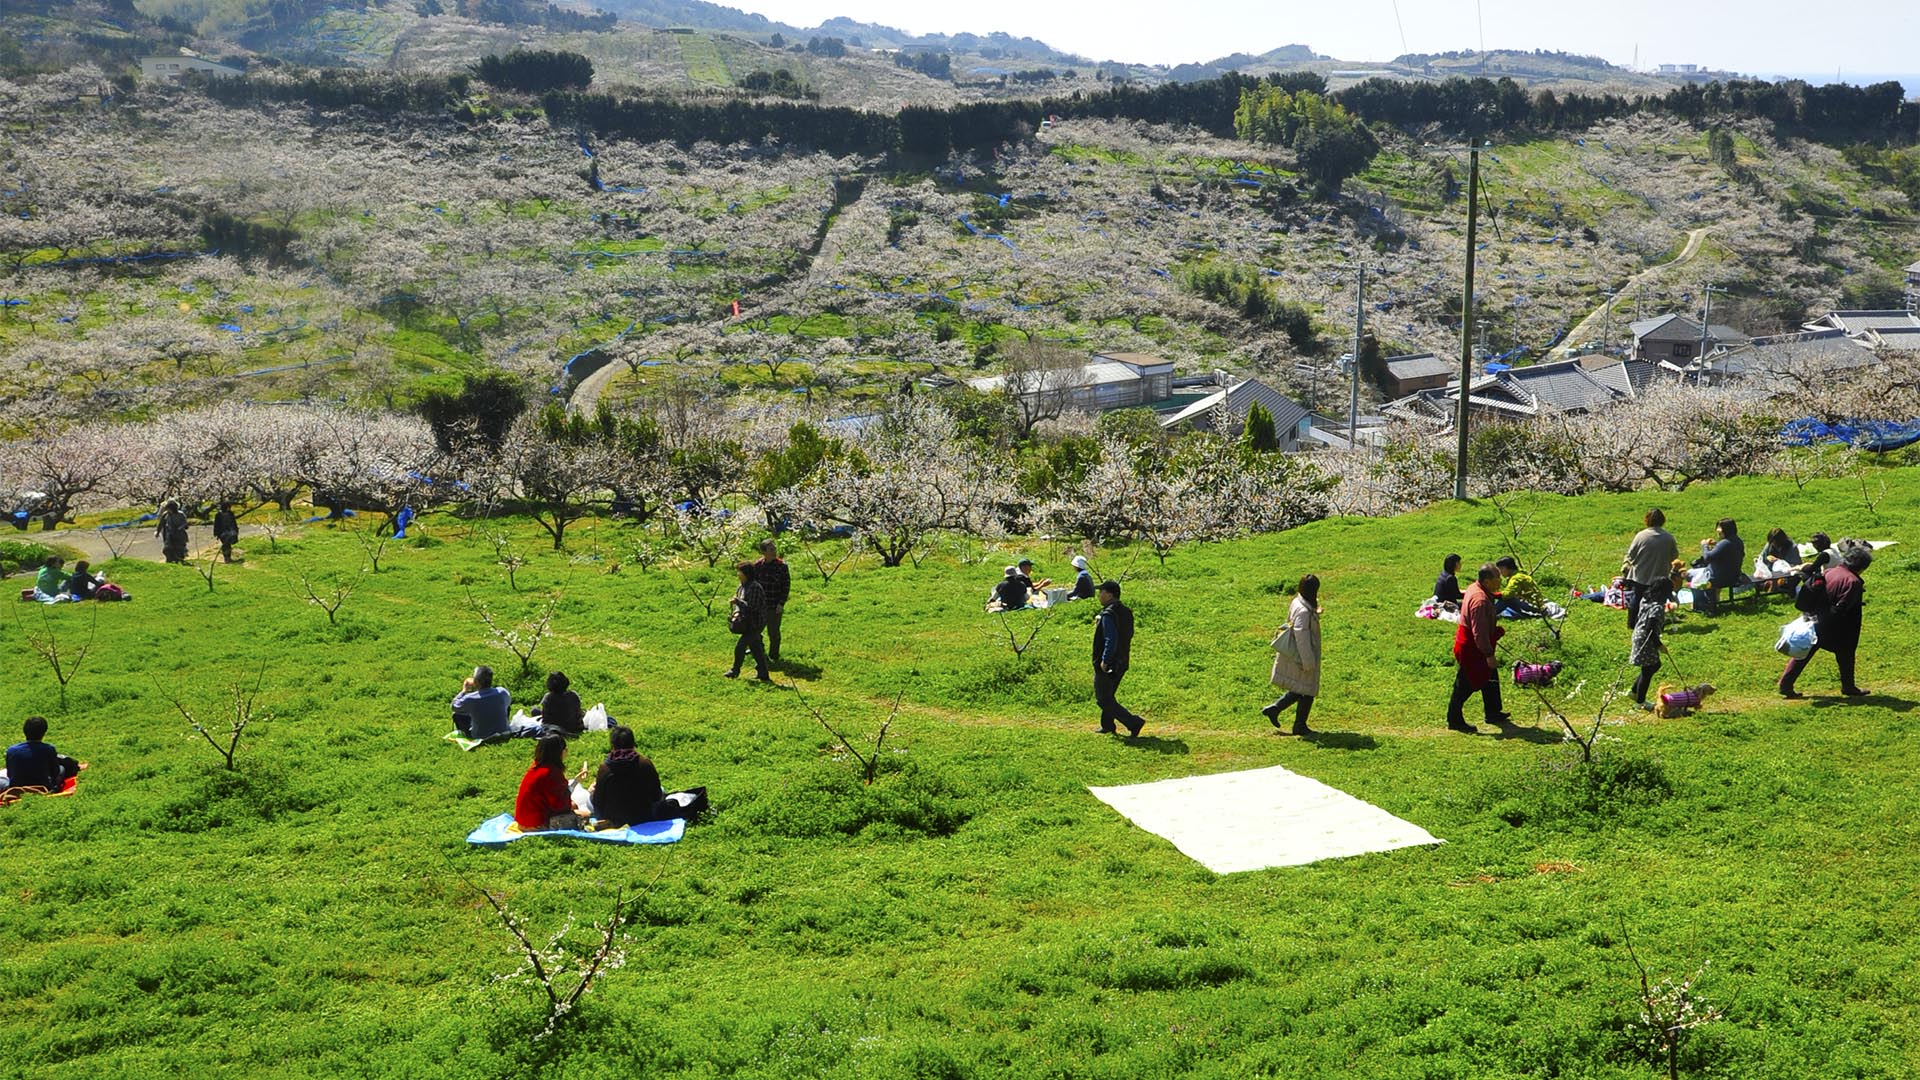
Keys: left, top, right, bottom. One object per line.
{"left": 1802, "top": 309, "right": 1920, "bottom": 338}
{"left": 1905, "top": 260, "right": 1920, "bottom": 311}
{"left": 1384, "top": 356, "right": 1640, "bottom": 427}
{"left": 967, "top": 351, "right": 1174, "bottom": 413}
{"left": 1629, "top": 314, "right": 1749, "bottom": 363}
{"left": 1378, "top": 352, "right": 1455, "bottom": 398}
{"left": 1155, "top": 377, "right": 1323, "bottom": 450}
{"left": 138, "top": 54, "right": 245, "bottom": 81}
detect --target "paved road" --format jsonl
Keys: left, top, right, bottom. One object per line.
{"left": 1552, "top": 226, "right": 1713, "bottom": 359}
{"left": 568, "top": 359, "right": 625, "bottom": 415}
{"left": 29, "top": 521, "right": 285, "bottom": 565}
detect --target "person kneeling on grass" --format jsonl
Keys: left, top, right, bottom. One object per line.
{"left": 452, "top": 665, "right": 511, "bottom": 740}
{"left": 2, "top": 716, "right": 80, "bottom": 795}
{"left": 514, "top": 734, "right": 581, "bottom": 832}
{"left": 588, "top": 725, "right": 676, "bottom": 827}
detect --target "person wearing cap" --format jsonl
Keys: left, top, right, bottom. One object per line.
{"left": 1067, "top": 555, "right": 1096, "bottom": 600}
{"left": 991, "top": 566, "right": 1031, "bottom": 610}
{"left": 1092, "top": 580, "right": 1143, "bottom": 737}
{"left": 1015, "top": 558, "right": 1051, "bottom": 595}
{"left": 752, "top": 538, "right": 792, "bottom": 662}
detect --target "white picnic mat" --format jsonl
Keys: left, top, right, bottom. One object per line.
{"left": 1089, "top": 765, "right": 1443, "bottom": 873}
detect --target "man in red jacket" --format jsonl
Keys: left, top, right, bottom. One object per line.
{"left": 1447, "top": 564, "right": 1510, "bottom": 733}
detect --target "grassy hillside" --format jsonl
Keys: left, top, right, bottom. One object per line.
{"left": 2, "top": 469, "right": 1918, "bottom": 1077}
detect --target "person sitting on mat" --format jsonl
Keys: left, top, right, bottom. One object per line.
{"left": 533, "top": 670, "right": 585, "bottom": 735}
{"left": 588, "top": 725, "right": 675, "bottom": 827}
{"left": 1066, "top": 556, "right": 1096, "bottom": 600}
{"left": 1015, "top": 558, "right": 1050, "bottom": 593}
{"left": 991, "top": 566, "right": 1031, "bottom": 610}
{"left": 513, "top": 734, "right": 581, "bottom": 832}
{"left": 2, "top": 716, "right": 80, "bottom": 795}
{"left": 1434, "top": 553, "right": 1465, "bottom": 609}
{"left": 452, "top": 665, "right": 511, "bottom": 740}
{"left": 33, "top": 557, "right": 72, "bottom": 603}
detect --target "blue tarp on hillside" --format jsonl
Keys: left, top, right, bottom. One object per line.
{"left": 1780, "top": 417, "right": 1920, "bottom": 453}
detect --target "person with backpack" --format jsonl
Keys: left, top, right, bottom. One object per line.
{"left": 752, "top": 539, "right": 792, "bottom": 662}
{"left": 726, "top": 562, "right": 772, "bottom": 682}
{"left": 1779, "top": 545, "right": 1871, "bottom": 699}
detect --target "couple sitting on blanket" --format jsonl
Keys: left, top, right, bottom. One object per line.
{"left": 513, "top": 726, "right": 687, "bottom": 831}
{"left": 451, "top": 666, "right": 588, "bottom": 740}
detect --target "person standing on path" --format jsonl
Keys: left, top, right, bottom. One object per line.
{"left": 1621, "top": 508, "right": 1678, "bottom": 631}
{"left": 1780, "top": 545, "right": 1872, "bottom": 698}
{"left": 726, "top": 562, "right": 772, "bottom": 683}
{"left": 752, "top": 539, "right": 791, "bottom": 663}
{"left": 212, "top": 503, "right": 239, "bottom": 563}
{"left": 1263, "top": 574, "right": 1322, "bottom": 736}
{"left": 1447, "top": 564, "right": 1509, "bottom": 733}
{"left": 156, "top": 500, "right": 189, "bottom": 564}
{"left": 1092, "top": 580, "right": 1143, "bottom": 737}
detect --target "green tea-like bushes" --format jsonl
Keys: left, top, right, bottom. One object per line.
{"left": 738, "top": 758, "right": 971, "bottom": 839}
{"left": 148, "top": 762, "right": 316, "bottom": 831}
{"left": 1486, "top": 748, "right": 1675, "bottom": 827}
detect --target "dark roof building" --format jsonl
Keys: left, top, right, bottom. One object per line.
{"left": 1157, "top": 378, "right": 1321, "bottom": 450}
{"left": 1383, "top": 357, "right": 1638, "bottom": 426}
{"left": 1629, "top": 314, "right": 1749, "bottom": 362}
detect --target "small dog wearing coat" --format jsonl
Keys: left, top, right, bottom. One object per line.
{"left": 1654, "top": 683, "right": 1716, "bottom": 718}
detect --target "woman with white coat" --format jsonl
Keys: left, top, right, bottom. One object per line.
{"left": 1263, "top": 574, "right": 1322, "bottom": 736}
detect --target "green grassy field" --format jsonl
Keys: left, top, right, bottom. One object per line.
{"left": 3, "top": 470, "right": 1919, "bottom": 1078}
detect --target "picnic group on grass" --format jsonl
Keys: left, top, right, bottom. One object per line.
{"left": 1, "top": 511, "right": 1884, "bottom": 833}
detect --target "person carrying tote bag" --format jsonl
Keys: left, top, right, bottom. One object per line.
{"left": 1263, "top": 575, "right": 1323, "bottom": 736}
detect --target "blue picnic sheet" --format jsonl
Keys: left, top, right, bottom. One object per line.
{"left": 465, "top": 812, "right": 683, "bottom": 846}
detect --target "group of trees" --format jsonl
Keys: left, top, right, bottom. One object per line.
{"left": 1333, "top": 74, "right": 1920, "bottom": 146}
{"left": 473, "top": 49, "right": 594, "bottom": 94}
{"left": 1233, "top": 84, "right": 1379, "bottom": 195}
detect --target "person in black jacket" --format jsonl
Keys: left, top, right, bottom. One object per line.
{"left": 991, "top": 566, "right": 1031, "bottom": 610}
{"left": 726, "top": 562, "right": 772, "bottom": 682}
{"left": 1434, "top": 553, "right": 1465, "bottom": 607}
{"left": 588, "top": 726, "right": 671, "bottom": 826}
{"left": 536, "top": 670, "right": 585, "bottom": 734}
{"left": 753, "top": 539, "right": 792, "bottom": 662}
{"left": 1092, "top": 580, "right": 1143, "bottom": 737}
{"left": 212, "top": 503, "right": 239, "bottom": 563}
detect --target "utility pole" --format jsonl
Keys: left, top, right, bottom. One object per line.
{"left": 1695, "top": 283, "right": 1721, "bottom": 383}
{"left": 1454, "top": 146, "right": 1480, "bottom": 501}
{"left": 1349, "top": 263, "right": 1366, "bottom": 445}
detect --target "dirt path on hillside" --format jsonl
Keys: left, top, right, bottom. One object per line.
{"left": 1552, "top": 226, "right": 1713, "bottom": 358}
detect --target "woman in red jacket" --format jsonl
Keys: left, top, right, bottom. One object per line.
{"left": 514, "top": 735, "right": 581, "bottom": 831}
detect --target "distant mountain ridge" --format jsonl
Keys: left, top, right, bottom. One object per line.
{"left": 587, "top": 0, "right": 1086, "bottom": 63}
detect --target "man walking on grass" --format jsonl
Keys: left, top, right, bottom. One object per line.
{"left": 1093, "top": 580, "right": 1144, "bottom": 737}
{"left": 753, "top": 538, "right": 791, "bottom": 663}
{"left": 1447, "top": 564, "right": 1510, "bottom": 734}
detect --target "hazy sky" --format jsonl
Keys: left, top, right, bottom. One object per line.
{"left": 729, "top": 0, "right": 1919, "bottom": 78}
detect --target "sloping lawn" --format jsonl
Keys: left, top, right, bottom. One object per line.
{"left": 2, "top": 470, "right": 1917, "bottom": 1078}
